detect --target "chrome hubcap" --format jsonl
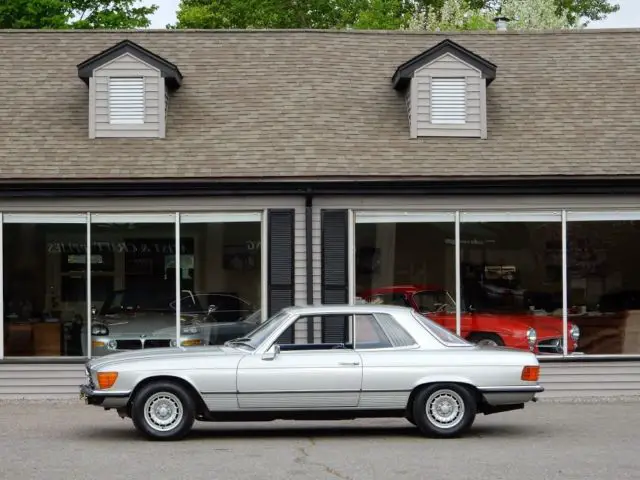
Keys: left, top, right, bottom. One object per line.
{"left": 143, "top": 392, "right": 183, "bottom": 432}
{"left": 426, "top": 389, "right": 465, "bottom": 429}
{"left": 477, "top": 339, "right": 499, "bottom": 346}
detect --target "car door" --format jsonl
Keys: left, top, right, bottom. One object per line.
{"left": 236, "top": 314, "right": 363, "bottom": 410}
{"left": 355, "top": 313, "right": 418, "bottom": 410}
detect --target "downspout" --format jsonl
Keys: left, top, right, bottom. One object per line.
{"left": 305, "top": 191, "right": 314, "bottom": 342}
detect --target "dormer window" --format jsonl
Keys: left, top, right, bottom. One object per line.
{"left": 77, "top": 40, "right": 183, "bottom": 139}
{"left": 108, "top": 77, "right": 145, "bottom": 125}
{"left": 392, "top": 39, "right": 496, "bottom": 139}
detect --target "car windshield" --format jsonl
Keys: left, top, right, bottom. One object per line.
{"left": 413, "top": 290, "right": 464, "bottom": 313}
{"left": 100, "top": 289, "right": 174, "bottom": 315}
{"left": 411, "top": 310, "right": 471, "bottom": 346}
{"left": 227, "top": 310, "right": 291, "bottom": 349}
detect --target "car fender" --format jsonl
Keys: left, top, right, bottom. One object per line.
{"left": 125, "top": 371, "right": 208, "bottom": 408}
{"left": 411, "top": 374, "right": 478, "bottom": 391}
{"left": 466, "top": 314, "right": 532, "bottom": 339}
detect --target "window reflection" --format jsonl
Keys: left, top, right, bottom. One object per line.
{"left": 568, "top": 220, "right": 640, "bottom": 354}
{"left": 460, "top": 221, "right": 574, "bottom": 355}
{"left": 3, "top": 222, "right": 87, "bottom": 357}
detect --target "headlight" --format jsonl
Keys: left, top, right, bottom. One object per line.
{"left": 91, "top": 324, "right": 109, "bottom": 336}
{"left": 526, "top": 327, "right": 537, "bottom": 348}
{"left": 107, "top": 339, "right": 117, "bottom": 351}
{"left": 570, "top": 324, "right": 580, "bottom": 341}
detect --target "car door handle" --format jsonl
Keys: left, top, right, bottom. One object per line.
{"left": 338, "top": 361, "right": 360, "bottom": 366}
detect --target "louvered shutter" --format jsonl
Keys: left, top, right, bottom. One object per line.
{"left": 430, "top": 77, "right": 466, "bottom": 124}
{"left": 321, "top": 210, "right": 349, "bottom": 343}
{"left": 108, "top": 77, "right": 145, "bottom": 124}
{"left": 268, "top": 209, "right": 295, "bottom": 343}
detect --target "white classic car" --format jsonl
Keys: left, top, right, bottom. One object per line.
{"left": 79, "top": 304, "right": 544, "bottom": 441}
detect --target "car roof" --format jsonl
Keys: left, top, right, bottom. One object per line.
{"left": 362, "top": 285, "right": 445, "bottom": 295}
{"left": 282, "top": 304, "right": 414, "bottom": 315}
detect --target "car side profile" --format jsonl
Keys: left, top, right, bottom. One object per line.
{"left": 80, "top": 304, "right": 544, "bottom": 441}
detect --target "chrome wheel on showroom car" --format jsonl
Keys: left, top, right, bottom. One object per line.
{"left": 411, "top": 383, "right": 476, "bottom": 438}
{"left": 131, "top": 381, "right": 196, "bottom": 441}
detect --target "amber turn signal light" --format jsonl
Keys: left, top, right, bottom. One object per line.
{"left": 96, "top": 372, "right": 118, "bottom": 389}
{"left": 521, "top": 365, "right": 540, "bottom": 381}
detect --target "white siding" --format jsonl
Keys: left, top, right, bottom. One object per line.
{"left": 539, "top": 361, "right": 640, "bottom": 398}
{"left": 0, "top": 364, "right": 85, "bottom": 399}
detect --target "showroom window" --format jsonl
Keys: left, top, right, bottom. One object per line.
{"left": 3, "top": 214, "right": 88, "bottom": 357}
{"left": 179, "top": 213, "right": 263, "bottom": 346}
{"left": 566, "top": 211, "right": 640, "bottom": 355}
{"left": 459, "top": 211, "right": 566, "bottom": 355}
{"left": 0, "top": 211, "right": 264, "bottom": 360}
{"left": 353, "top": 212, "right": 460, "bottom": 334}
{"left": 88, "top": 213, "right": 178, "bottom": 357}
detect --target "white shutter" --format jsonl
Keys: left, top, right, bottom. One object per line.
{"left": 108, "top": 77, "right": 145, "bottom": 124}
{"left": 430, "top": 77, "right": 466, "bottom": 124}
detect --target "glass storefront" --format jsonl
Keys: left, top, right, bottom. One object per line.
{"left": 566, "top": 216, "right": 640, "bottom": 355}
{"left": 354, "top": 213, "right": 458, "bottom": 335}
{"left": 3, "top": 215, "right": 87, "bottom": 357}
{"left": 353, "top": 209, "right": 640, "bottom": 358}
{"left": 1, "top": 212, "right": 264, "bottom": 359}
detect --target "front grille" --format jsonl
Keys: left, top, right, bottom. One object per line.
{"left": 144, "top": 339, "right": 171, "bottom": 348}
{"left": 114, "top": 339, "right": 172, "bottom": 350}
{"left": 537, "top": 337, "right": 563, "bottom": 354}
{"left": 116, "top": 340, "right": 143, "bottom": 350}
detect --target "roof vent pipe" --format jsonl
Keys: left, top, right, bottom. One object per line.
{"left": 493, "top": 16, "right": 510, "bottom": 31}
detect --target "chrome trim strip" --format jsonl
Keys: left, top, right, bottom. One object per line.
{"left": 478, "top": 386, "right": 544, "bottom": 393}
{"left": 227, "top": 389, "right": 412, "bottom": 395}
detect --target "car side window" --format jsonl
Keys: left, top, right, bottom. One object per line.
{"left": 374, "top": 313, "right": 417, "bottom": 347}
{"left": 354, "top": 314, "right": 393, "bottom": 349}
{"left": 274, "top": 314, "right": 354, "bottom": 351}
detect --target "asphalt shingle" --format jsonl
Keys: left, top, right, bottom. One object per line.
{"left": 0, "top": 28, "right": 639, "bottom": 180}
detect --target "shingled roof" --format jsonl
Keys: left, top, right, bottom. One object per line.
{"left": 0, "top": 28, "right": 639, "bottom": 181}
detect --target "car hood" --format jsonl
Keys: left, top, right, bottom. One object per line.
{"left": 87, "top": 345, "right": 241, "bottom": 370}
{"left": 95, "top": 313, "right": 198, "bottom": 336}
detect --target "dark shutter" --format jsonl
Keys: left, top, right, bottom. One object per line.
{"left": 320, "top": 209, "right": 349, "bottom": 343}
{"left": 268, "top": 209, "right": 295, "bottom": 343}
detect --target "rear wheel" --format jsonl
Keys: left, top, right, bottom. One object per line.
{"left": 131, "top": 381, "right": 196, "bottom": 441}
{"left": 412, "top": 383, "right": 476, "bottom": 438}
{"left": 468, "top": 332, "right": 505, "bottom": 347}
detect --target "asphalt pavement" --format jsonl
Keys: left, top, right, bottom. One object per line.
{"left": 1, "top": 397, "right": 639, "bottom": 480}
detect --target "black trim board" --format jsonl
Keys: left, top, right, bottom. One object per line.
{"left": 305, "top": 195, "right": 314, "bottom": 343}
{"left": 392, "top": 39, "right": 498, "bottom": 91}
{"left": 5, "top": 177, "right": 640, "bottom": 198}
{"left": 267, "top": 209, "right": 295, "bottom": 321}
{"left": 77, "top": 39, "right": 183, "bottom": 89}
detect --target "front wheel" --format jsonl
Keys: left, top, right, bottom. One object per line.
{"left": 412, "top": 384, "right": 477, "bottom": 438}
{"left": 131, "top": 381, "right": 196, "bottom": 441}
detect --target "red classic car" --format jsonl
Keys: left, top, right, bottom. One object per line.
{"left": 359, "top": 284, "right": 579, "bottom": 355}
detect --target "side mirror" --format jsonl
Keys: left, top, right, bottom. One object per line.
{"left": 207, "top": 304, "right": 217, "bottom": 315}
{"left": 262, "top": 343, "right": 280, "bottom": 361}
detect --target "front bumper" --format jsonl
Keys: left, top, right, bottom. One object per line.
{"left": 79, "top": 384, "right": 131, "bottom": 408}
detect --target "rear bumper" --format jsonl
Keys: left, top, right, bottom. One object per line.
{"left": 79, "top": 384, "right": 130, "bottom": 408}
{"left": 478, "top": 385, "right": 544, "bottom": 406}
